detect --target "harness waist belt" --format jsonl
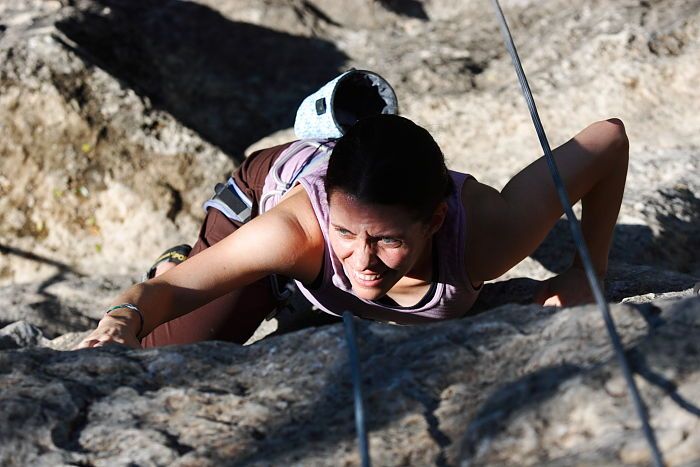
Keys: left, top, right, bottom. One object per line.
{"left": 202, "top": 177, "right": 253, "bottom": 224}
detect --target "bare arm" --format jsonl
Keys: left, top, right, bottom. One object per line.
{"left": 76, "top": 187, "right": 324, "bottom": 348}
{"left": 463, "top": 119, "right": 629, "bottom": 301}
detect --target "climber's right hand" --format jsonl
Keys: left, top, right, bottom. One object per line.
{"left": 74, "top": 312, "right": 141, "bottom": 350}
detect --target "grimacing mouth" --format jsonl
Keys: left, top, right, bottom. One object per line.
{"left": 353, "top": 271, "right": 383, "bottom": 281}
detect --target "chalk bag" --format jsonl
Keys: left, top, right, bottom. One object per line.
{"left": 294, "top": 69, "right": 399, "bottom": 140}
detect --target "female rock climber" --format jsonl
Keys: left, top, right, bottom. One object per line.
{"left": 76, "top": 113, "right": 628, "bottom": 349}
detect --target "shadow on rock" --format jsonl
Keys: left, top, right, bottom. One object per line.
{"left": 529, "top": 186, "right": 699, "bottom": 301}
{"left": 377, "top": 0, "right": 430, "bottom": 20}
{"left": 458, "top": 363, "right": 583, "bottom": 460}
{"left": 55, "top": 0, "right": 348, "bottom": 162}
{"left": 629, "top": 296, "right": 700, "bottom": 418}
{"left": 648, "top": 187, "right": 700, "bottom": 275}
{"left": 457, "top": 297, "right": 700, "bottom": 465}
{"left": 0, "top": 244, "right": 92, "bottom": 338}
{"left": 226, "top": 308, "right": 558, "bottom": 465}
{"left": 219, "top": 327, "right": 424, "bottom": 465}
{"left": 468, "top": 188, "right": 699, "bottom": 313}
{"left": 630, "top": 349, "right": 700, "bottom": 417}
{"left": 532, "top": 187, "right": 700, "bottom": 278}
{"left": 470, "top": 277, "right": 543, "bottom": 313}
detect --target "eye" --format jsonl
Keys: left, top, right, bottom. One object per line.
{"left": 380, "top": 237, "right": 402, "bottom": 247}
{"left": 334, "top": 226, "right": 353, "bottom": 237}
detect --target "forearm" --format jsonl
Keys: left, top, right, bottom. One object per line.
{"left": 80, "top": 278, "right": 201, "bottom": 350}
{"left": 104, "top": 281, "right": 173, "bottom": 339}
{"left": 104, "top": 275, "right": 220, "bottom": 339}
{"left": 95, "top": 190, "right": 322, "bottom": 343}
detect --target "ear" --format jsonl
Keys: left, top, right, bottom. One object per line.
{"left": 425, "top": 201, "right": 448, "bottom": 236}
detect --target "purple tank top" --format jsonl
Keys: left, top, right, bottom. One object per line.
{"left": 285, "top": 157, "right": 482, "bottom": 324}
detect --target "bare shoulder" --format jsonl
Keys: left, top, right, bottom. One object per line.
{"left": 460, "top": 177, "right": 509, "bottom": 229}
{"left": 259, "top": 185, "right": 325, "bottom": 282}
{"left": 275, "top": 185, "right": 324, "bottom": 242}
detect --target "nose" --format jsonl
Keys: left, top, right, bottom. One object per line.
{"left": 351, "top": 240, "right": 376, "bottom": 271}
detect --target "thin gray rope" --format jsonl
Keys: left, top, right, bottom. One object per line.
{"left": 343, "top": 311, "right": 371, "bottom": 467}
{"left": 489, "top": 1, "right": 663, "bottom": 465}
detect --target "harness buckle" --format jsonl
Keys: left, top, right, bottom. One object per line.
{"left": 202, "top": 178, "right": 253, "bottom": 224}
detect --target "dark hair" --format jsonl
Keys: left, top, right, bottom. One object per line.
{"left": 324, "top": 114, "right": 453, "bottom": 221}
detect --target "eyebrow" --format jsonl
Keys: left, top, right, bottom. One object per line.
{"left": 330, "top": 223, "right": 353, "bottom": 234}
{"left": 330, "top": 223, "right": 402, "bottom": 239}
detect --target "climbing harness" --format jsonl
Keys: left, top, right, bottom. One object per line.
{"left": 203, "top": 140, "right": 332, "bottom": 224}
{"left": 203, "top": 179, "right": 254, "bottom": 224}
{"left": 204, "top": 140, "right": 334, "bottom": 301}
{"left": 489, "top": 0, "right": 664, "bottom": 465}
{"left": 257, "top": 140, "right": 334, "bottom": 216}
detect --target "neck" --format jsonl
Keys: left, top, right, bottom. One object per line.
{"left": 405, "top": 237, "right": 436, "bottom": 283}
{"left": 385, "top": 238, "right": 436, "bottom": 307}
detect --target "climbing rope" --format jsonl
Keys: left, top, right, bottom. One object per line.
{"left": 489, "top": 1, "right": 664, "bottom": 465}
{"left": 343, "top": 311, "right": 371, "bottom": 467}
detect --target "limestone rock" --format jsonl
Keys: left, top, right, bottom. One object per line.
{"left": 0, "top": 0, "right": 346, "bottom": 283}
{"left": 0, "top": 320, "right": 48, "bottom": 350}
{"left": 0, "top": 297, "right": 698, "bottom": 466}
{"left": 457, "top": 297, "right": 700, "bottom": 466}
{"left": 2, "top": 0, "right": 699, "bottom": 287}
{"left": 1, "top": 0, "right": 700, "bottom": 465}
{"left": 0, "top": 272, "right": 133, "bottom": 338}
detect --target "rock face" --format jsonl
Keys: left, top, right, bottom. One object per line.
{"left": 0, "top": 0, "right": 347, "bottom": 283}
{"left": 1, "top": 0, "right": 700, "bottom": 465}
{"left": 1, "top": 0, "right": 699, "bottom": 284}
{"left": 1, "top": 297, "right": 699, "bottom": 466}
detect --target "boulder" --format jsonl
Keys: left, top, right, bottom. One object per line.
{"left": 1, "top": 0, "right": 699, "bottom": 465}
{"left": 0, "top": 297, "right": 699, "bottom": 466}
{"left": 2, "top": 0, "right": 699, "bottom": 286}
{"left": 0, "top": 0, "right": 347, "bottom": 283}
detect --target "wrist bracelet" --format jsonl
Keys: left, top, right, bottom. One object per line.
{"left": 105, "top": 303, "right": 144, "bottom": 338}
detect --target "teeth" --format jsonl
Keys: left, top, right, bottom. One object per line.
{"left": 355, "top": 272, "right": 382, "bottom": 281}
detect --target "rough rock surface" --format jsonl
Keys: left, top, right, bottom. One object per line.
{"left": 1, "top": 0, "right": 699, "bottom": 284}
{"left": 1, "top": 0, "right": 700, "bottom": 465}
{"left": 1, "top": 297, "right": 699, "bottom": 466}
{"left": 0, "top": 0, "right": 347, "bottom": 282}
